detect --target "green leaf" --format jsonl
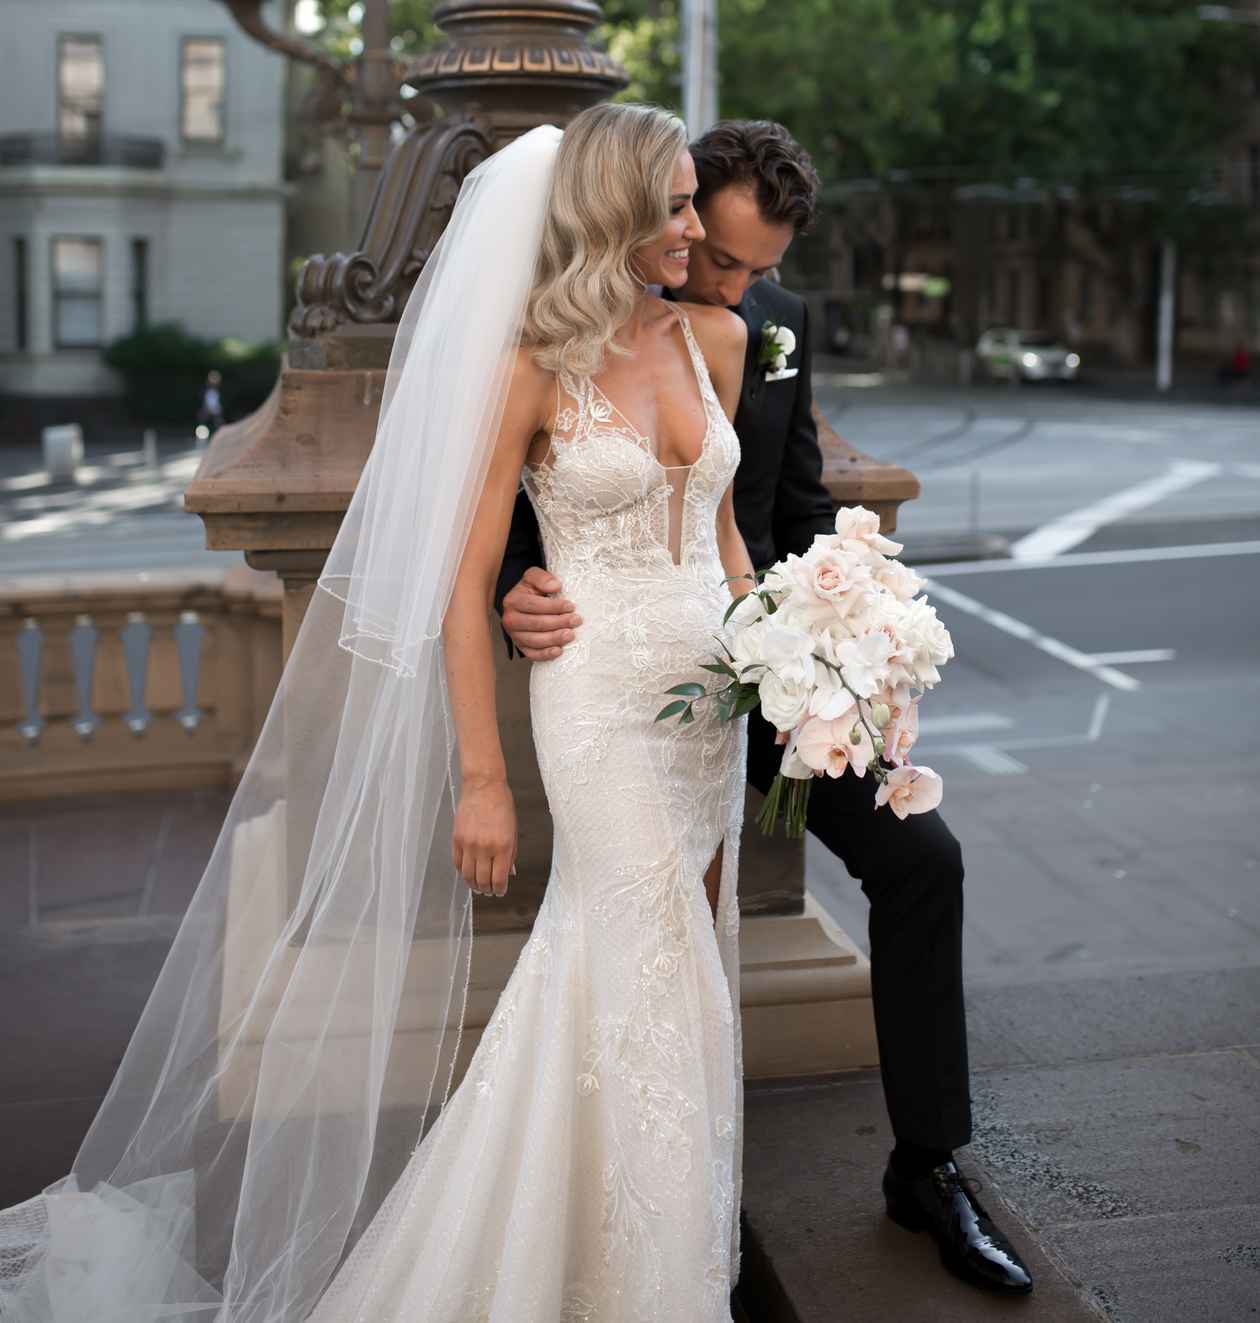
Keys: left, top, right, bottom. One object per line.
{"left": 655, "top": 700, "right": 688, "bottom": 721}
{"left": 679, "top": 704, "right": 695, "bottom": 724}
{"left": 665, "top": 682, "right": 707, "bottom": 698}
{"left": 733, "top": 685, "right": 762, "bottom": 717}
{"left": 700, "top": 661, "right": 738, "bottom": 679}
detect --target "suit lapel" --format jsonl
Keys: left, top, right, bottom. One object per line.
{"left": 737, "top": 285, "right": 766, "bottom": 408}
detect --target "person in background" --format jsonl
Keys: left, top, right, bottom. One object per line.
{"left": 197, "top": 370, "right": 224, "bottom": 438}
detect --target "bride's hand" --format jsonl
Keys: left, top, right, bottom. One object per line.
{"left": 453, "top": 776, "right": 517, "bottom": 897}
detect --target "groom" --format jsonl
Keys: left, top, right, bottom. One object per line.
{"left": 495, "top": 119, "right": 1033, "bottom": 1297}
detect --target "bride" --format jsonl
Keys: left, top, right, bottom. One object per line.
{"left": 0, "top": 104, "right": 752, "bottom": 1323}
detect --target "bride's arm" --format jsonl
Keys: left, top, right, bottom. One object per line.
{"left": 689, "top": 306, "right": 754, "bottom": 601}
{"left": 442, "top": 348, "right": 551, "bottom": 898}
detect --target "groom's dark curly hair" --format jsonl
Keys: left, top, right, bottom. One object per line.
{"left": 689, "top": 120, "right": 821, "bottom": 234}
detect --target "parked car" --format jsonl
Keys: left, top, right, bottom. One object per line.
{"left": 975, "top": 328, "right": 1081, "bottom": 382}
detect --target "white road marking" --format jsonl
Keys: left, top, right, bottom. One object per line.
{"left": 917, "top": 712, "right": 1014, "bottom": 736}
{"left": 1087, "top": 649, "right": 1176, "bottom": 665}
{"left": 924, "top": 579, "right": 1141, "bottom": 691}
{"left": 1009, "top": 460, "right": 1223, "bottom": 559}
{"left": 921, "top": 539, "right": 1260, "bottom": 577}
{"left": 957, "top": 745, "right": 1028, "bottom": 775}
{"left": 1086, "top": 693, "right": 1110, "bottom": 741}
{"left": 916, "top": 696, "right": 1112, "bottom": 775}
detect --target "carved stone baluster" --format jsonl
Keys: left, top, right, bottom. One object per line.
{"left": 120, "top": 611, "right": 153, "bottom": 736}
{"left": 16, "top": 618, "right": 44, "bottom": 745}
{"left": 69, "top": 614, "right": 100, "bottom": 740}
{"left": 174, "top": 611, "right": 204, "bottom": 732}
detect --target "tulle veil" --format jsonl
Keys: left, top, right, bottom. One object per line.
{"left": 0, "top": 124, "right": 563, "bottom": 1323}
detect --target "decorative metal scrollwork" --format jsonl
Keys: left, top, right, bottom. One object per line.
{"left": 289, "top": 116, "right": 493, "bottom": 338}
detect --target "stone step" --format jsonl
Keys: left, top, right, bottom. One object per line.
{"left": 734, "top": 1071, "right": 1104, "bottom": 1322}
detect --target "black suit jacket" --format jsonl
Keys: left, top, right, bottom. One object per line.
{"left": 494, "top": 280, "right": 837, "bottom": 643}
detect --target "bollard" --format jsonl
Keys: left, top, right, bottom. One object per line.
{"left": 42, "top": 423, "right": 84, "bottom": 482}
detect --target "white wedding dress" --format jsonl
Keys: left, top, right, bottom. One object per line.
{"left": 306, "top": 304, "right": 748, "bottom": 1323}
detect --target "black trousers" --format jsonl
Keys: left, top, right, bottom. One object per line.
{"left": 746, "top": 710, "right": 972, "bottom": 1151}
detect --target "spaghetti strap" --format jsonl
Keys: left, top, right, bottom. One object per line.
{"left": 669, "top": 304, "right": 723, "bottom": 418}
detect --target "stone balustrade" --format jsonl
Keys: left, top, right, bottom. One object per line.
{"left": 0, "top": 565, "right": 281, "bottom": 800}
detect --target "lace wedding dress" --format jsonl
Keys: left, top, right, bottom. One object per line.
{"left": 306, "top": 304, "right": 747, "bottom": 1323}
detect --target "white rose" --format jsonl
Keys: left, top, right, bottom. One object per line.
{"left": 874, "top": 558, "right": 924, "bottom": 602}
{"left": 759, "top": 672, "right": 811, "bottom": 731}
{"left": 800, "top": 543, "right": 875, "bottom": 608}
{"left": 834, "top": 504, "right": 903, "bottom": 557}
{"left": 730, "top": 618, "right": 767, "bottom": 678}
{"left": 773, "top": 326, "right": 797, "bottom": 357}
{"left": 727, "top": 590, "right": 768, "bottom": 630}
{"left": 897, "top": 597, "right": 954, "bottom": 687}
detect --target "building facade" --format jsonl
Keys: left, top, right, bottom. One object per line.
{"left": 0, "top": 0, "right": 287, "bottom": 405}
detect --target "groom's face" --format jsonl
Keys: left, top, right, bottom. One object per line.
{"left": 679, "top": 183, "right": 795, "bottom": 310}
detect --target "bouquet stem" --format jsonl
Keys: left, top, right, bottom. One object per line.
{"left": 756, "top": 773, "right": 812, "bottom": 838}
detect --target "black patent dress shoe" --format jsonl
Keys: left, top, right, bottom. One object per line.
{"left": 883, "top": 1160, "right": 1034, "bottom": 1295}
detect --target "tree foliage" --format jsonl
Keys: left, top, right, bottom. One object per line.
{"left": 304, "top": 0, "right": 1251, "bottom": 199}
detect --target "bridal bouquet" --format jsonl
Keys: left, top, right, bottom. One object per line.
{"left": 656, "top": 506, "right": 954, "bottom": 836}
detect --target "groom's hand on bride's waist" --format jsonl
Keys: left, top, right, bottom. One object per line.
{"left": 502, "top": 566, "right": 583, "bottom": 660}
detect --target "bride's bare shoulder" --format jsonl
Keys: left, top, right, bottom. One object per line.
{"left": 677, "top": 302, "right": 746, "bottom": 359}
{"left": 510, "top": 343, "right": 554, "bottom": 404}
{"left": 675, "top": 302, "right": 747, "bottom": 400}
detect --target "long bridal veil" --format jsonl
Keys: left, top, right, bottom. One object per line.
{"left": 0, "top": 125, "right": 563, "bottom": 1323}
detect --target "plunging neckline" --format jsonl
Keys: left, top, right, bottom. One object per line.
{"left": 565, "top": 305, "right": 717, "bottom": 474}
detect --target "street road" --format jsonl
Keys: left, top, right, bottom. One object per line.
{"left": 808, "top": 540, "right": 1260, "bottom": 986}
{"left": 817, "top": 379, "right": 1260, "bottom": 550}
{"left": 797, "top": 384, "right": 1260, "bottom": 986}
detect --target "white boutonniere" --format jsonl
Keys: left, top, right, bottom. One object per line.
{"left": 759, "top": 320, "right": 799, "bottom": 382}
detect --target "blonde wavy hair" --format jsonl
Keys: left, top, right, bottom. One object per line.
{"left": 524, "top": 102, "right": 689, "bottom": 379}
